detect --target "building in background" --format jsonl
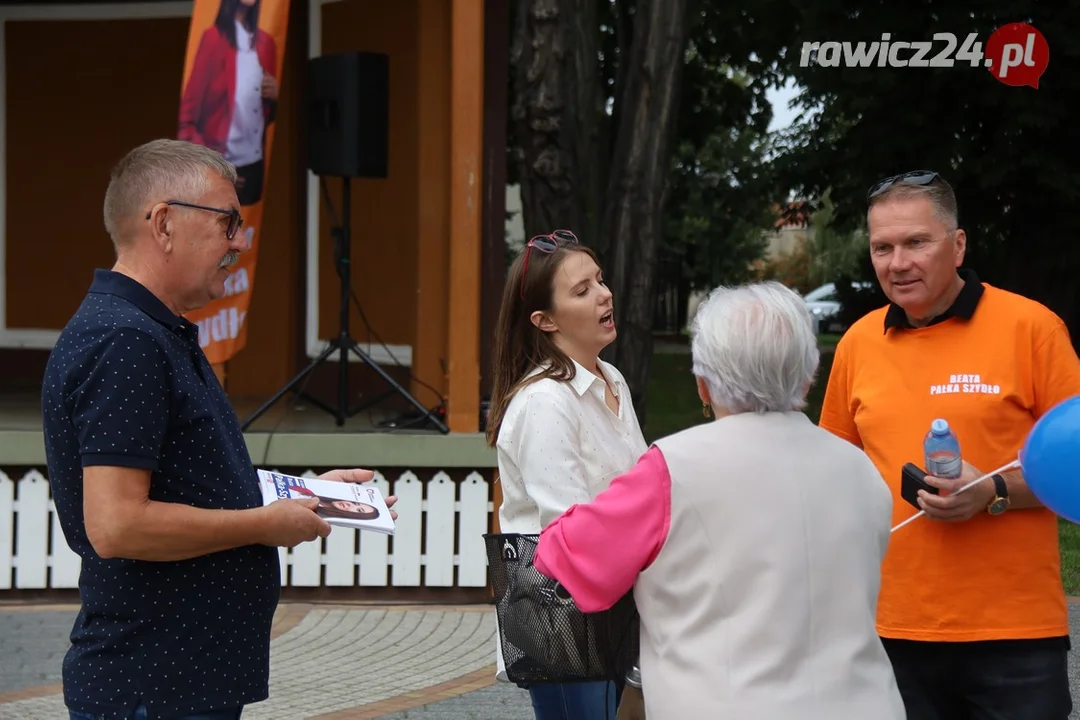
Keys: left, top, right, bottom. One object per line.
{"left": 0, "top": 0, "right": 511, "bottom": 602}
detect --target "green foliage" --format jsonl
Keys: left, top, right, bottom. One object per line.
{"left": 661, "top": 0, "right": 793, "bottom": 289}
{"left": 644, "top": 343, "right": 836, "bottom": 441}
{"left": 642, "top": 352, "right": 707, "bottom": 443}
{"left": 508, "top": 0, "right": 797, "bottom": 295}
{"left": 665, "top": 128, "right": 773, "bottom": 289}
{"left": 755, "top": 1, "right": 1080, "bottom": 333}
{"left": 752, "top": 241, "right": 814, "bottom": 296}
{"left": 1059, "top": 519, "right": 1080, "bottom": 595}
{"left": 805, "top": 190, "right": 867, "bottom": 289}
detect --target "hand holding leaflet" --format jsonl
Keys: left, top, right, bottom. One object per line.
{"left": 257, "top": 470, "right": 396, "bottom": 536}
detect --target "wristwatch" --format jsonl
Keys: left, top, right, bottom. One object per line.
{"left": 625, "top": 665, "right": 642, "bottom": 689}
{"left": 987, "top": 474, "right": 1010, "bottom": 515}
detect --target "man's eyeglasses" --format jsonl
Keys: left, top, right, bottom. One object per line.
{"left": 520, "top": 229, "right": 579, "bottom": 299}
{"left": 867, "top": 171, "right": 941, "bottom": 202}
{"left": 146, "top": 201, "right": 243, "bottom": 240}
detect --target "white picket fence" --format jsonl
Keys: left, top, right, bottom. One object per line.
{"left": 0, "top": 468, "right": 494, "bottom": 590}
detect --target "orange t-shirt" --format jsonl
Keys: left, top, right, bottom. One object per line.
{"left": 820, "top": 283, "right": 1080, "bottom": 642}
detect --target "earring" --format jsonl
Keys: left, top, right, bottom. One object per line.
{"left": 701, "top": 402, "right": 712, "bottom": 419}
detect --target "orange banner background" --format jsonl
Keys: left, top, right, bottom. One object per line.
{"left": 177, "top": 0, "right": 291, "bottom": 373}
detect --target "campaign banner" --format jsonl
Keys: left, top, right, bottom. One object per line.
{"left": 177, "top": 0, "right": 291, "bottom": 373}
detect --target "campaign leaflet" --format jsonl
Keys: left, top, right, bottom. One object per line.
{"left": 256, "top": 470, "right": 395, "bottom": 536}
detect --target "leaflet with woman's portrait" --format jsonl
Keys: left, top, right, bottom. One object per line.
{"left": 257, "top": 470, "right": 396, "bottom": 535}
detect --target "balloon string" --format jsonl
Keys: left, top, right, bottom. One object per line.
{"left": 890, "top": 457, "right": 1023, "bottom": 534}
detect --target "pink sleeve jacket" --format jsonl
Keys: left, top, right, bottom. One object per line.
{"left": 534, "top": 445, "right": 672, "bottom": 612}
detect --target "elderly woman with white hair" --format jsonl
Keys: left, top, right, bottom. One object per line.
{"left": 533, "top": 281, "right": 906, "bottom": 720}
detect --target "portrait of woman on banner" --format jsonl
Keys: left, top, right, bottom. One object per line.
{"left": 178, "top": 0, "right": 279, "bottom": 207}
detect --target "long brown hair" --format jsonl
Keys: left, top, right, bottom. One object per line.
{"left": 215, "top": 0, "right": 261, "bottom": 49}
{"left": 485, "top": 240, "right": 601, "bottom": 446}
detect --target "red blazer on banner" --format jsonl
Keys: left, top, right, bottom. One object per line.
{"left": 177, "top": 0, "right": 290, "bottom": 370}
{"left": 178, "top": 25, "right": 278, "bottom": 155}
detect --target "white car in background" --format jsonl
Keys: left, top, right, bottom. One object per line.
{"left": 804, "top": 281, "right": 872, "bottom": 333}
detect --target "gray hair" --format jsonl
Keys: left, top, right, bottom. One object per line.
{"left": 690, "top": 281, "right": 820, "bottom": 414}
{"left": 103, "top": 138, "right": 237, "bottom": 245}
{"left": 867, "top": 179, "right": 959, "bottom": 232}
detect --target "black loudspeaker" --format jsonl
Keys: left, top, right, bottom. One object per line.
{"left": 307, "top": 51, "right": 389, "bottom": 178}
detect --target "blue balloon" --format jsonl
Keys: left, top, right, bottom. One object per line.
{"left": 1021, "top": 395, "right": 1080, "bottom": 523}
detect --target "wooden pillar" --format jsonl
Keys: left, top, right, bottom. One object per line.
{"left": 482, "top": 0, "right": 509, "bottom": 531}
{"left": 446, "top": 0, "right": 484, "bottom": 433}
{"left": 414, "top": 0, "right": 451, "bottom": 408}
{"left": 479, "top": 0, "right": 509, "bottom": 404}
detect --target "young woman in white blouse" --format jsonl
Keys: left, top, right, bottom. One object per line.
{"left": 485, "top": 229, "right": 648, "bottom": 720}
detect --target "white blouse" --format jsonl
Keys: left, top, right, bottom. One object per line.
{"left": 493, "top": 357, "right": 649, "bottom": 680}
{"left": 496, "top": 357, "right": 650, "bottom": 534}
{"left": 225, "top": 19, "right": 265, "bottom": 168}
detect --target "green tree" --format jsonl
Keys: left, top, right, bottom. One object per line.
{"left": 806, "top": 189, "right": 867, "bottom": 289}
{"left": 511, "top": 0, "right": 694, "bottom": 425}
{"left": 762, "top": 3, "right": 1080, "bottom": 337}
{"left": 509, "top": 0, "right": 795, "bottom": 423}
{"left": 665, "top": 125, "right": 776, "bottom": 291}
{"left": 664, "top": 44, "right": 780, "bottom": 291}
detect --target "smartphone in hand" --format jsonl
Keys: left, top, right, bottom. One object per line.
{"left": 900, "top": 462, "right": 938, "bottom": 510}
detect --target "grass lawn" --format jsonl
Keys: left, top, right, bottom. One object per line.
{"left": 643, "top": 336, "right": 1080, "bottom": 594}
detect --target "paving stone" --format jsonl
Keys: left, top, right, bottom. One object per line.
{"left": 0, "top": 609, "right": 75, "bottom": 693}
{"left": 3, "top": 603, "right": 1080, "bottom": 720}
{"left": 372, "top": 683, "right": 535, "bottom": 720}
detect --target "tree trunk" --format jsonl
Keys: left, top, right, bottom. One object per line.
{"left": 600, "top": 0, "right": 692, "bottom": 426}
{"left": 510, "top": 0, "right": 600, "bottom": 240}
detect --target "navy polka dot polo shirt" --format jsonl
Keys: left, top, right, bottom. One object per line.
{"left": 41, "top": 269, "right": 280, "bottom": 719}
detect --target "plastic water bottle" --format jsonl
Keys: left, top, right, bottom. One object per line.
{"left": 924, "top": 419, "right": 962, "bottom": 479}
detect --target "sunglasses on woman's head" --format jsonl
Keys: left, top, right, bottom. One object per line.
{"left": 520, "top": 229, "right": 580, "bottom": 299}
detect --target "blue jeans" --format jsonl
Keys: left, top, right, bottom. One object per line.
{"left": 69, "top": 704, "right": 242, "bottom": 720}
{"left": 528, "top": 680, "right": 620, "bottom": 720}
{"left": 882, "top": 637, "right": 1072, "bottom": 719}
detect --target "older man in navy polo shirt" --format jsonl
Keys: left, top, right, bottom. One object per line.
{"left": 42, "top": 139, "right": 394, "bottom": 720}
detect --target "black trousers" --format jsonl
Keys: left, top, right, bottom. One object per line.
{"left": 882, "top": 636, "right": 1072, "bottom": 720}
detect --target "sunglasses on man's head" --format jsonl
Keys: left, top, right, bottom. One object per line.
{"left": 146, "top": 200, "right": 244, "bottom": 240}
{"left": 867, "top": 171, "right": 941, "bottom": 202}
{"left": 520, "top": 229, "right": 580, "bottom": 299}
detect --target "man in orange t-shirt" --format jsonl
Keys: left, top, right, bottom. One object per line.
{"left": 820, "top": 170, "right": 1080, "bottom": 719}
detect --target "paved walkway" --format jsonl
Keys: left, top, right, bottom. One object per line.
{"left": 2, "top": 601, "right": 1080, "bottom": 719}
{"left": 0, "top": 603, "right": 532, "bottom": 720}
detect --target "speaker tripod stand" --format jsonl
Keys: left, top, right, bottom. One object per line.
{"left": 239, "top": 176, "right": 449, "bottom": 434}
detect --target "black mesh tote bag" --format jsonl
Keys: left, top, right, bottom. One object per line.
{"left": 484, "top": 532, "right": 640, "bottom": 686}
